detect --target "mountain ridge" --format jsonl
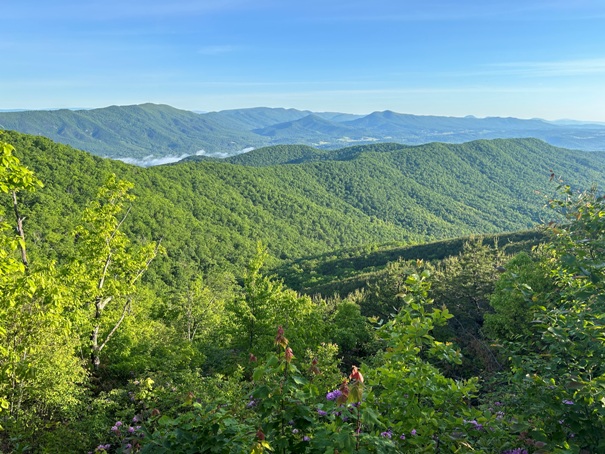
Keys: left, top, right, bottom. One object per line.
{"left": 3, "top": 131, "right": 605, "bottom": 279}
{"left": 2, "top": 103, "right": 605, "bottom": 161}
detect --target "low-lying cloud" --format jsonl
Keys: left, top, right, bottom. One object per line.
{"left": 112, "top": 147, "right": 255, "bottom": 167}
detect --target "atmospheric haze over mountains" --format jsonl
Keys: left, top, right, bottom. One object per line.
{"left": 2, "top": 103, "right": 605, "bottom": 165}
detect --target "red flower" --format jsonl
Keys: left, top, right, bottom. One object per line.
{"left": 285, "top": 347, "right": 294, "bottom": 363}
{"left": 349, "top": 365, "right": 364, "bottom": 383}
{"left": 337, "top": 379, "right": 350, "bottom": 404}
{"left": 309, "top": 357, "right": 320, "bottom": 375}
{"left": 274, "top": 325, "right": 288, "bottom": 348}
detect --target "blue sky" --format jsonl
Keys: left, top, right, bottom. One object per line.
{"left": 3, "top": 0, "right": 605, "bottom": 120}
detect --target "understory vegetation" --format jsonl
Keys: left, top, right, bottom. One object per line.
{"left": 1, "top": 133, "right": 605, "bottom": 453}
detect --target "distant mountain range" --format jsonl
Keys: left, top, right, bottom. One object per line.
{"left": 1, "top": 103, "right": 605, "bottom": 162}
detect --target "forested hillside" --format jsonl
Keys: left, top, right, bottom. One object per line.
{"left": 0, "top": 104, "right": 266, "bottom": 159}
{"left": 276, "top": 229, "right": 547, "bottom": 296}
{"left": 4, "top": 131, "right": 605, "bottom": 284}
{"left": 3, "top": 131, "right": 605, "bottom": 453}
{"left": 3, "top": 104, "right": 605, "bottom": 161}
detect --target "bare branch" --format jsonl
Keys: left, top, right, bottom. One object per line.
{"left": 97, "top": 296, "right": 113, "bottom": 313}
{"left": 11, "top": 190, "right": 28, "bottom": 267}
{"left": 98, "top": 252, "right": 112, "bottom": 290}
{"left": 108, "top": 204, "right": 132, "bottom": 244}
{"left": 99, "top": 299, "right": 130, "bottom": 353}
{"left": 130, "top": 237, "right": 163, "bottom": 286}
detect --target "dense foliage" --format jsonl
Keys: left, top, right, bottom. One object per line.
{"left": 3, "top": 131, "right": 605, "bottom": 285}
{"left": 2, "top": 132, "right": 605, "bottom": 452}
{"left": 276, "top": 230, "right": 545, "bottom": 296}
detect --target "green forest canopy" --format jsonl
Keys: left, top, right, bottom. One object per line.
{"left": 2, "top": 131, "right": 605, "bottom": 452}
{"left": 3, "top": 130, "right": 605, "bottom": 284}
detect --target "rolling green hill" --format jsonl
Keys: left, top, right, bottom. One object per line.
{"left": 252, "top": 114, "right": 361, "bottom": 144}
{"left": 2, "top": 131, "right": 605, "bottom": 290}
{"left": 0, "top": 104, "right": 267, "bottom": 159}
{"left": 3, "top": 104, "right": 605, "bottom": 162}
{"left": 202, "top": 107, "right": 312, "bottom": 130}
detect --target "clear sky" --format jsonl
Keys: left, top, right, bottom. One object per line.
{"left": 3, "top": 0, "right": 605, "bottom": 121}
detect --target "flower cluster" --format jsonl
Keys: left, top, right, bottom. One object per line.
{"left": 379, "top": 429, "right": 417, "bottom": 441}
{"left": 93, "top": 419, "right": 145, "bottom": 454}
{"left": 464, "top": 419, "right": 484, "bottom": 431}
{"left": 326, "top": 389, "right": 343, "bottom": 401}
{"left": 246, "top": 395, "right": 257, "bottom": 408}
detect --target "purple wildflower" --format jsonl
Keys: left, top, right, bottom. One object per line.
{"left": 380, "top": 429, "right": 393, "bottom": 438}
{"left": 563, "top": 399, "right": 574, "bottom": 405}
{"left": 303, "top": 436, "right": 311, "bottom": 441}
{"left": 115, "top": 421, "right": 123, "bottom": 427}
{"left": 326, "top": 389, "right": 343, "bottom": 401}
{"left": 464, "top": 419, "right": 484, "bottom": 430}
{"left": 111, "top": 426, "right": 119, "bottom": 433}
{"left": 317, "top": 409, "right": 328, "bottom": 416}
{"left": 501, "top": 449, "right": 528, "bottom": 454}
{"left": 410, "top": 429, "right": 417, "bottom": 435}
{"left": 400, "top": 434, "right": 406, "bottom": 440}
{"left": 292, "top": 428, "right": 299, "bottom": 434}
{"left": 128, "top": 426, "right": 135, "bottom": 433}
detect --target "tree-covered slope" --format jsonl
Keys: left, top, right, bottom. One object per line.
{"left": 202, "top": 107, "right": 312, "bottom": 130}
{"left": 3, "top": 131, "right": 605, "bottom": 287}
{"left": 275, "top": 230, "right": 546, "bottom": 296}
{"left": 0, "top": 104, "right": 267, "bottom": 159}
{"left": 232, "top": 139, "right": 605, "bottom": 236}
{"left": 221, "top": 143, "right": 408, "bottom": 166}
{"left": 3, "top": 105, "right": 605, "bottom": 162}
{"left": 252, "top": 114, "right": 361, "bottom": 144}
{"left": 1, "top": 131, "right": 412, "bottom": 279}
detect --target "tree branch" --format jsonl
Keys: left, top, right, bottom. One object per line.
{"left": 97, "top": 296, "right": 113, "bottom": 313}
{"left": 11, "top": 190, "right": 28, "bottom": 267}
{"left": 130, "top": 237, "right": 163, "bottom": 286}
{"left": 98, "top": 252, "right": 112, "bottom": 290}
{"left": 99, "top": 299, "right": 130, "bottom": 353}
{"left": 108, "top": 204, "right": 132, "bottom": 243}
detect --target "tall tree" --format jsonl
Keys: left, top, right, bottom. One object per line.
{"left": 68, "top": 174, "right": 161, "bottom": 371}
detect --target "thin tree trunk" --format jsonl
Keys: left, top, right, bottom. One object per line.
{"left": 11, "top": 190, "right": 27, "bottom": 267}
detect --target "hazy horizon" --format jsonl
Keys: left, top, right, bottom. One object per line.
{"left": 3, "top": 1, "right": 605, "bottom": 121}
{"left": 2, "top": 104, "right": 605, "bottom": 126}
